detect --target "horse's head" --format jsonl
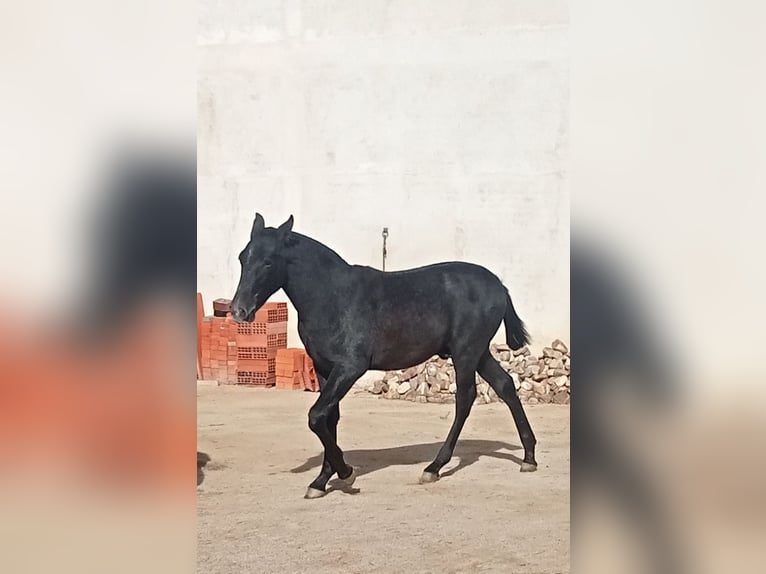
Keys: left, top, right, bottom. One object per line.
{"left": 230, "top": 213, "right": 294, "bottom": 323}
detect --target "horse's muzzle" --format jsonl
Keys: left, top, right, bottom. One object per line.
{"left": 230, "top": 305, "right": 250, "bottom": 323}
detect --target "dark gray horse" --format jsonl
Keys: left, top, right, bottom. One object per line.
{"left": 231, "top": 214, "right": 537, "bottom": 499}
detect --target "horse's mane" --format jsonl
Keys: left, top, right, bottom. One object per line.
{"left": 290, "top": 232, "right": 349, "bottom": 266}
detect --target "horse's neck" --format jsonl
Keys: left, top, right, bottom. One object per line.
{"left": 282, "top": 234, "right": 350, "bottom": 315}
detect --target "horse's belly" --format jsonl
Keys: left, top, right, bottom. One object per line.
{"left": 371, "top": 331, "right": 448, "bottom": 371}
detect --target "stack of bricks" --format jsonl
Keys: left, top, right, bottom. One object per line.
{"left": 198, "top": 297, "right": 288, "bottom": 386}
{"left": 275, "top": 348, "right": 320, "bottom": 392}
{"left": 233, "top": 302, "right": 288, "bottom": 386}
{"left": 199, "top": 313, "right": 238, "bottom": 383}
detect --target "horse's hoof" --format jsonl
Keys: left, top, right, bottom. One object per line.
{"left": 419, "top": 471, "right": 439, "bottom": 484}
{"left": 337, "top": 467, "right": 357, "bottom": 487}
{"left": 520, "top": 462, "right": 538, "bottom": 472}
{"left": 304, "top": 487, "right": 327, "bottom": 499}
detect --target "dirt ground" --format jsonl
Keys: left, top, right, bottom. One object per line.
{"left": 197, "top": 385, "right": 570, "bottom": 574}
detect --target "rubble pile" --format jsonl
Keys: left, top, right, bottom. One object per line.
{"left": 367, "top": 339, "right": 570, "bottom": 406}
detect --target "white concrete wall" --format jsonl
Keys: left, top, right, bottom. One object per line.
{"left": 198, "top": 1, "right": 569, "bottom": 350}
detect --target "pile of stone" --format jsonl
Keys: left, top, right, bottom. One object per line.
{"left": 367, "top": 339, "right": 570, "bottom": 406}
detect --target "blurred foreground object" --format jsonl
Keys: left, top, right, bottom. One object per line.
{"left": 0, "top": 150, "right": 196, "bottom": 574}
{"left": 572, "top": 238, "right": 683, "bottom": 574}
{"left": 0, "top": 145, "right": 195, "bottom": 475}
{"left": 0, "top": 1, "right": 195, "bottom": 571}
{"left": 85, "top": 147, "right": 196, "bottom": 339}
{"left": 572, "top": 0, "right": 766, "bottom": 570}
{"left": 572, "top": 235, "right": 766, "bottom": 574}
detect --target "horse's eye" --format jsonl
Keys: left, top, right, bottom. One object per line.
{"left": 264, "top": 259, "right": 273, "bottom": 268}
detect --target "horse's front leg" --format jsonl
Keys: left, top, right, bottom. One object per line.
{"left": 304, "top": 364, "right": 364, "bottom": 499}
{"left": 307, "top": 403, "right": 339, "bottom": 492}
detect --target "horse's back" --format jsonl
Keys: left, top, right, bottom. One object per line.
{"left": 368, "top": 261, "right": 506, "bottom": 305}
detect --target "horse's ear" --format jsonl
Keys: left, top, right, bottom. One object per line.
{"left": 277, "top": 215, "right": 294, "bottom": 245}
{"left": 251, "top": 212, "right": 265, "bottom": 239}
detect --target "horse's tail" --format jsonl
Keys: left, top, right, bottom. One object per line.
{"left": 504, "top": 289, "right": 530, "bottom": 350}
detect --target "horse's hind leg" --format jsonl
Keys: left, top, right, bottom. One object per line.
{"left": 420, "top": 357, "right": 479, "bottom": 483}
{"left": 477, "top": 351, "right": 537, "bottom": 471}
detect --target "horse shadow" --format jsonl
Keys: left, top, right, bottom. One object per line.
{"left": 289, "top": 439, "right": 523, "bottom": 480}
{"left": 197, "top": 451, "right": 211, "bottom": 486}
